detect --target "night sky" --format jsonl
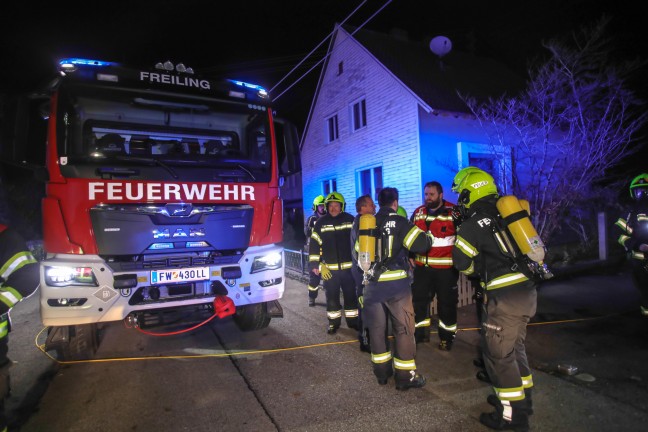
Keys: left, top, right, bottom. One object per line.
{"left": 2, "top": 0, "right": 646, "bottom": 167}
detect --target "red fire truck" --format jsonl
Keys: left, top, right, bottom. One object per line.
{"left": 0, "top": 58, "right": 300, "bottom": 360}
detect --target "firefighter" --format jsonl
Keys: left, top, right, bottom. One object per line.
{"left": 308, "top": 192, "right": 359, "bottom": 334}
{"left": 452, "top": 169, "right": 535, "bottom": 431}
{"left": 410, "top": 181, "right": 459, "bottom": 350}
{"left": 452, "top": 168, "right": 489, "bottom": 374}
{"left": 0, "top": 224, "right": 40, "bottom": 432}
{"left": 615, "top": 173, "right": 648, "bottom": 317}
{"left": 304, "top": 195, "right": 326, "bottom": 307}
{"left": 362, "top": 187, "right": 433, "bottom": 390}
{"left": 350, "top": 195, "right": 376, "bottom": 352}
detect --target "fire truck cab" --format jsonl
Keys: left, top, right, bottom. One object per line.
{"left": 0, "top": 58, "right": 300, "bottom": 360}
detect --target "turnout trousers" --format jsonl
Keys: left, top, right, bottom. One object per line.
{"left": 412, "top": 265, "right": 459, "bottom": 342}
{"left": 481, "top": 283, "right": 537, "bottom": 403}
{"left": 324, "top": 269, "right": 359, "bottom": 330}
{"left": 364, "top": 280, "right": 417, "bottom": 382}
{"left": 630, "top": 260, "right": 648, "bottom": 314}
{"left": 352, "top": 266, "right": 369, "bottom": 346}
{"left": 0, "top": 333, "right": 9, "bottom": 432}
{"left": 307, "top": 271, "right": 322, "bottom": 301}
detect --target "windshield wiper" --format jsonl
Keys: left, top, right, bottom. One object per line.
{"left": 236, "top": 164, "right": 256, "bottom": 181}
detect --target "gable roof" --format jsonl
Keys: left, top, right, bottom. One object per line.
{"left": 345, "top": 25, "right": 525, "bottom": 113}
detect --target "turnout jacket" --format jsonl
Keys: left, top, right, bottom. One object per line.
{"left": 370, "top": 207, "right": 432, "bottom": 284}
{"left": 308, "top": 212, "right": 355, "bottom": 271}
{"left": 0, "top": 225, "right": 39, "bottom": 339}
{"left": 410, "top": 200, "right": 456, "bottom": 268}
{"left": 304, "top": 212, "right": 322, "bottom": 249}
{"left": 452, "top": 197, "right": 530, "bottom": 291}
{"left": 615, "top": 200, "right": 648, "bottom": 261}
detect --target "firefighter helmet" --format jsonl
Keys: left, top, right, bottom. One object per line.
{"left": 457, "top": 169, "right": 498, "bottom": 208}
{"left": 312, "top": 195, "right": 326, "bottom": 211}
{"left": 325, "top": 191, "right": 346, "bottom": 212}
{"left": 630, "top": 173, "right": 648, "bottom": 201}
{"left": 397, "top": 206, "right": 407, "bottom": 218}
{"left": 451, "top": 166, "right": 481, "bottom": 193}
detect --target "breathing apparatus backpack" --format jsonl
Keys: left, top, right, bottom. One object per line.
{"left": 357, "top": 212, "right": 406, "bottom": 283}
{"left": 489, "top": 196, "right": 554, "bottom": 281}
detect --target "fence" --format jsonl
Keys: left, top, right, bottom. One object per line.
{"left": 284, "top": 248, "right": 476, "bottom": 314}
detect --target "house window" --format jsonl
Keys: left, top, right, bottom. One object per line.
{"left": 357, "top": 166, "right": 382, "bottom": 201}
{"left": 326, "top": 115, "right": 339, "bottom": 143}
{"left": 322, "top": 178, "right": 337, "bottom": 196}
{"left": 457, "top": 141, "right": 511, "bottom": 194}
{"left": 350, "top": 98, "right": 367, "bottom": 131}
{"left": 338, "top": 61, "right": 344, "bottom": 75}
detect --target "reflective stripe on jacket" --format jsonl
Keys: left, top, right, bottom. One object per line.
{"left": 411, "top": 201, "right": 456, "bottom": 269}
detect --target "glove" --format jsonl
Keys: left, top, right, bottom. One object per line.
{"left": 358, "top": 295, "right": 364, "bottom": 309}
{"left": 426, "top": 232, "right": 436, "bottom": 245}
{"left": 451, "top": 205, "right": 466, "bottom": 225}
{"left": 320, "top": 263, "right": 332, "bottom": 280}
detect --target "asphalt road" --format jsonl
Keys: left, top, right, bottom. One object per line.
{"left": 4, "top": 264, "right": 648, "bottom": 431}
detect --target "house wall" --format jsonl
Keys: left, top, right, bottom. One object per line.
{"left": 301, "top": 28, "right": 422, "bottom": 218}
{"left": 417, "top": 107, "right": 491, "bottom": 204}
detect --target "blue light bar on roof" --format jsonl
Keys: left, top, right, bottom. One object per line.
{"left": 59, "top": 58, "right": 112, "bottom": 67}
{"left": 229, "top": 79, "right": 267, "bottom": 93}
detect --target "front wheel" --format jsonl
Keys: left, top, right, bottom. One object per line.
{"left": 45, "top": 324, "right": 99, "bottom": 361}
{"left": 233, "top": 303, "right": 271, "bottom": 331}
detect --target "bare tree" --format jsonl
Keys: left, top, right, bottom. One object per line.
{"left": 462, "top": 17, "right": 647, "bottom": 242}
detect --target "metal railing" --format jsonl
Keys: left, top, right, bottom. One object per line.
{"left": 284, "top": 248, "right": 309, "bottom": 275}
{"left": 282, "top": 248, "right": 476, "bottom": 313}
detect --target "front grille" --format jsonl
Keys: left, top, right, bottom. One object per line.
{"left": 106, "top": 253, "right": 241, "bottom": 272}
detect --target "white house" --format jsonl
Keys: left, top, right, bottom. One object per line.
{"left": 300, "top": 24, "right": 523, "bottom": 218}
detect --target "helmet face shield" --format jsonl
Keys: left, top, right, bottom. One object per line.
{"left": 634, "top": 187, "right": 647, "bottom": 201}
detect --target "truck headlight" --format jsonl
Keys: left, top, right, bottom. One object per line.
{"left": 45, "top": 266, "right": 99, "bottom": 287}
{"left": 251, "top": 252, "right": 282, "bottom": 273}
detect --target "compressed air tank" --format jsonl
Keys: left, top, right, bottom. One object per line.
{"left": 358, "top": 214, "right": 376, "bottom": 272}
{"left": 496, "top": 195, "right": 545, "bottom": 263}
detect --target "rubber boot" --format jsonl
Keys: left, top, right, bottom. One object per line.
{"left": 524, "top": 388, "right": 533, "bottom": 415}
{"left": 476, "top": 369, "right": 492, "bottom": 384}
{"left": 488, "top": 390, "right": 533, "bottom": 416}
{"left": 373, "top": 361, "right": 394, "bottom": 385}
{"left": 480, "top": 399, "right": 529, "bottom": 431}
{"left": 438, "top": 340, "right": 453, "bottom": 351}
{"left": 414, "top": 327, "right": 430, "bottom": 344}
{"left": 395, "top": 370, "right": 426, "bottom": 391}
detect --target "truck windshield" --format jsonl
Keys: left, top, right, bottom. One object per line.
{"left": 55, "top": 84, "right": 272, "bottom": 182}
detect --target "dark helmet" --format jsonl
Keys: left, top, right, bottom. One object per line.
{"left": 325, "top": 191, "right": 346, "bottom": 212}
{"left": 312, "top": 195, "right": 326, "bottom": 211}
{"left": 457, "top": 169, "right": 498, "bottom": 208}
{"left": 630, "top": 173, "right": 648, "bottom": 201}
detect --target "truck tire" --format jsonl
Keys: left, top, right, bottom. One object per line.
{"left": 45, "top": 324, "right": 99, "bottom": 361}
{"left": 233, "top": 303, "right": 271, "bottom": 331}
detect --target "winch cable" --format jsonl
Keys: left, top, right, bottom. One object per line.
{"left": 126, "top": 311, "right": 219, "bottom": 337}
{"left": 33, "top": 313, "right": 620, "bottom": 365}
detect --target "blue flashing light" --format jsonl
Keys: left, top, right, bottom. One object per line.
{"left": 149, "top": 243, "right": 174, "bottom": 250}
{"left": 228, "top": 79, "right": 267, "bottom": 93}
{"left": 59, "top": 58, "right": 112, "bottom": 67}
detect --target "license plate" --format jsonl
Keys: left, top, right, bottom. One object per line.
{"left": 150, "top": 267, "right": 209, "bottom": 285}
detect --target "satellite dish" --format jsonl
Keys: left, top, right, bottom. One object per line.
{"left": 429, "top": 36, "right": 452, "bottom": 58}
